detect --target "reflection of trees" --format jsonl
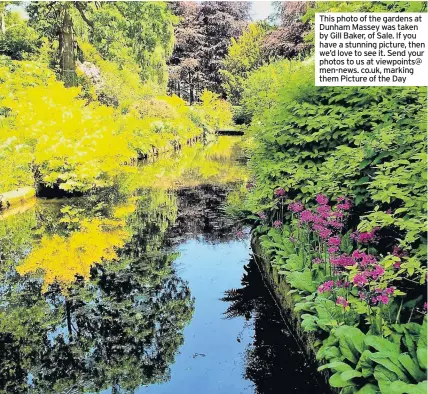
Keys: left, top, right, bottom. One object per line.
{"left": 168, "top": 185, "right": 242, "bottom": 243}
{"left": 0, "top": 189, "right": 194, "bottom": 393}
{"left": 222, "top": 258, "right": 329, "bottom": 394}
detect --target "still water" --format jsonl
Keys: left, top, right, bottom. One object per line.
{"left": 0, "top": 138, "right": 326, "bottom": 393}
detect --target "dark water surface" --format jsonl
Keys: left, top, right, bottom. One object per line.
{"left": 0, "top": 139, "right": 327, "bottom": 394}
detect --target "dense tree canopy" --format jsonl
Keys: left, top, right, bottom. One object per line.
{"left": 220, "top": 22, "right": 268, "bottom": 105}
{"left": 0, "top": 2, "right": 41, "bottom": 60}
{"left": 168, "top": 1, "right": 251, "bottom": 102}
{"left": 27, "top": 1, "right": 176, "bottom": 87}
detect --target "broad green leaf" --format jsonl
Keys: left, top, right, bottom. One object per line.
{"left": 329, "top": 372, "right": 355, "bottom": 388}
{"left": 375, "top": 365, "right": 399, "bottom": 394}
{"left": 286, "top": 269, "right": 317, "bottom": 293}
{"left": 398, "top": 353, "right": 426, "bottom": 382}
{"left": 335, "top": 326, "right": 366, "bottom": 365}
{"left": 341, "top": 369, "right": 363, "bottom": 381}
{"left": 369, "top": 353, "right": 409, "bottom": 382}
{"left": 389, "top": 380, "right": 427, "bottom": 394}
{"left": 355, "top": 383, "right": 379, "bottom": 394}
{"left": 318, "top": 361, "right": 353, "bottom": 373}
{"left": 365, "top": 335, "right": 400, "bottom": 354}
{"left": 417, "top": 319, "right": 427, "bottom": 371}
{"left": 301, "top": 314, "right": 319, "bottom": 332}
{"left": 356, "top": 350, "right": 376, "bottom": 378}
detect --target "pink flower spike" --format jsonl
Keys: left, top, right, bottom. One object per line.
{"left": 329, "top": 221, "right": 344, "bottom": 229}
{"left": 377, "top": 295, "right": 389, "bottom": 305}
{"left": 318, "top": 227, "right": 332, "bottom": 239}
{"left": 288, "top": 201, "right": 304, "bottom": 213}
{"left": 385, "top": 287, "right": 395, "bottom": 295}
{"left": 336, "top": 198, "right": 352, "bottom": 211}
{"left": 299, "top": 210, "right": 314, "bottom": 223}
{"left": 370, "top": 265, "right": 385, "bottom": 280}
{"left": 351, "top": 228, "right": 378, "bottom": 244}
{"left": 318, "top": 280, "right": 334, "bottom": 293}
{"left": 353, "top": 272, "right": 368, "bottom": 287}
{"left": 328, "top": 236, "right": 341, "bottom": 247}
{"left": 274, "top": 187, "right": 286, "bottom": 197}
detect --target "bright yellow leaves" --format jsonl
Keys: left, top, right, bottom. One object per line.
{"left": 194, "top": 90, "right": 233, "bottom": 132}
{"left": 17, "top": 217, "right": 130, "bottom": 293}
{"left": 0, "top": 61, "right": 134, "bottom": 193}
{"left": 0, "top": 59, "right": 234, "bottom": 195}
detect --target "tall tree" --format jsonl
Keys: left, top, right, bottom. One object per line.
{"left": 27, "top": 1, "right": 176, "bottom": 87}
{"left": 262, "top": 1, "right": 311, "bottom": 60}
{"left": 198, "top": 1, "right": 251, "bottom": 96}
{"left": 59, "top": 3, "right": 76, "bottom": 87}
{"left": 220, "top": 22, "right": 268, "bottom": 105}
{"left": 168, "top": 1, "right": 250, "bottom": 103}
{"left": 167, "top": 1, "right": 203, "bottom": 104}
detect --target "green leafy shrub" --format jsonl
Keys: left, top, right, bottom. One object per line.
{"left": 247, "top": 59, "right": 426, "bottom": 277}
{"left": 317, "top": 321, "right": 427, "bottom": 393}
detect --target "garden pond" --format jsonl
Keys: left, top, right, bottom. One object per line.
{"left": 0, "top": 137, "right": 330, "bottom": 393}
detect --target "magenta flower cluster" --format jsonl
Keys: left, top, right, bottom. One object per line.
{"left": 274, "top": 187, "right": 286, "bottom": 197}
{"left": 269, "top": 193, "right": 406, "bottom": 314}
{"left": 351, "top": 228, "right": 378, "bottom": 244}
{"left": 318, "top": 280, "right": 334, "bottom": 293}
{"left": 288, "top": 201, "right": 304, "bottom": 213}
{"left": 351, "top": 264, "right": 385, "bottom": 287}
{"left": 336, "top": 296, "right": 349, "bottom": 308}
{"left": 358, "top": 287, "right": 394, "bottom": 306}
{"left": 287, "top": 195, "right": 351, "bottom": 243}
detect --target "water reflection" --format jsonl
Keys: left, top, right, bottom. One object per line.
{"left": 0, "top": 137, "right": 247, "bottom": 393}
{"left": 125, "top": 136, "right": 248, "bottom": 191}
{"left": 168, "top": 185, "right": 242, "bottom": 244}
{"left": 0, "top": 188, "right": 194, "bottom": 393}
{"left": 222, "top": 258, "right": 330, "bottom": 394}
{"left": 0, "top": 137, "right": 325, "bottom": 394}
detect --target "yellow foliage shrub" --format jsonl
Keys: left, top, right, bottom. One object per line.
{"left": 190, "top": 90, "right": 233, "bottom": 132}
{"left": 1, "top": 57, "right": 235, "bottom": 194}
{"left": 129, "top": 98, "right": 179, "bottom": 120}
{"left": 0, "top": 61, "right": 135, "bottom": 192}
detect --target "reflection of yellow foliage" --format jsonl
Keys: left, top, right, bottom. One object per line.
{"left": 17, "top": 218, "right": 130, "bottom": 293}
{"left": 125, "top": 137, "right": 248, "bottom": 190}
{"left": 204, "top": 136, "right": 236, "bottom": 160}
{"left": 112, "top": 199, "right": 137, "bottom": 219}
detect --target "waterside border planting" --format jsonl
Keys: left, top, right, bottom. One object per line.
{"left": 251, "top": 236, "right": 338, "bottom": 393}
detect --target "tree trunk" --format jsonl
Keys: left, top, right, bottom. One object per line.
{"left": 1, "top": 9, "right": 5, "bottom": 34}
{"left": 60, "top": 5, "right": 76, "bottom": 87}
{"left": 189, "top": 72, "right": 194, "bottom": 105}
{"left": 65, "top": 299, "right": 73, "bottom": 340}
